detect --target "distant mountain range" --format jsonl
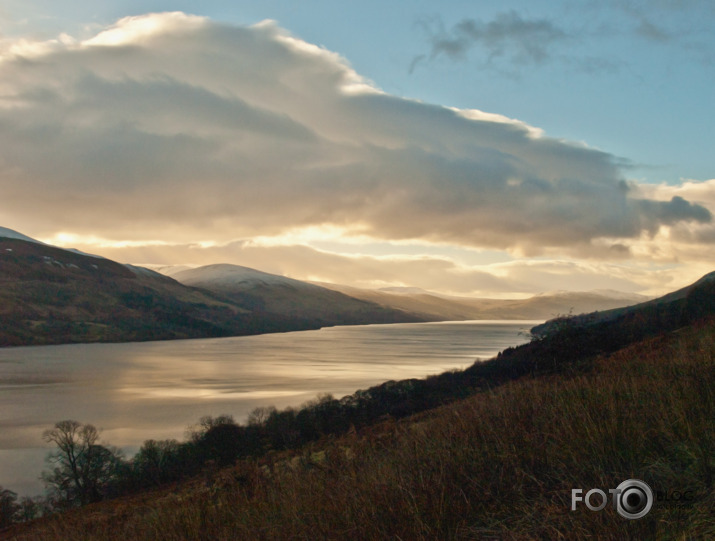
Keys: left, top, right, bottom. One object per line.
{"left": 170, "top": 263, "right": 422, "bottom": 330}
{"left": 311, "top": 281, "right": 649, "bottom": 322}
{"left": 0, "top": 225, "right": 665, "bottom": 347}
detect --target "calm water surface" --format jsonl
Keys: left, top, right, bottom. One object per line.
{"left": 0, "top": 320, "right": 539, "bottom": 495}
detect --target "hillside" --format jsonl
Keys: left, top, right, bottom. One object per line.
{"left": 3, "top": 284, "right": 713, "bottom": 539}
{"left": 0, "top": 224, "right": 672, "bottom": 347}
{"left": 171, "top": 264, "right": 423, "bottom": 329}
{"left": 532, "top": 269, "right": 715, "bottom": 338}
{"left": 0, "top": 227, "right": 43, "bottom": 245}
{"left": 0, "top": 237, "right": 252, "bottom": 346}
{"left": 0, "top": 237, "right": 424, "bottom": 346}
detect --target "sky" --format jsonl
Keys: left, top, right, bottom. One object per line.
{"left": 0, "top": 1, "right": 713, "bottom": 297}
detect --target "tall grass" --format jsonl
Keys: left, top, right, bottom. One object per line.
{"left": 7, "top": 322, "right": 714, "bottom": 540}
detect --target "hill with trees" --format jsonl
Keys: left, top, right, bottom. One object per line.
{"left": 2, "top": 270, "right": 713, "bottom": 539}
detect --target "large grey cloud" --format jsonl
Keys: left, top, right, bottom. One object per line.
{"left": 0, "top": 12, "right": 710, "bottom": 253}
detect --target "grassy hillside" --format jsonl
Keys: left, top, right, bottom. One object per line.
{"left": 4, "top": 315, "right": 713, "bottom": 539}
{"left": 0, "top": 238, "right": 254, "bottom": 346}
{"left": 0, "top": 238, "right": 420, "bottom": 346}
{"left": 532, "top": 271, "right": 715, "bottom": 338}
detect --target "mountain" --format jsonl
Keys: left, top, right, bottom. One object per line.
{"left": 315, "top": 282, "right": 648, "bottom": 322}
{"left": 0, "top": 225, "right": 656, "bottom": 347}
{"left": 0, "top": 232, "right": 420, "bottom": 347}
{"left": 170, "top": 264, "right": 423, "bottom": 329}
{"left": 0, "top": 226, "right": 43, "bottom": 244}
{"left": 531, "top": 270, "right": 715, "bottom": 338}
{"left": 0, "top": 236, "right": 259, "bottom": 346}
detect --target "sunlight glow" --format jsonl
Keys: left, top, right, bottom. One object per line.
{"left": 83, "top": 12, "right": 206, "bottom": 47}
{"left": 451, "top": 107, "right": 545, "bottom": 138}
{"left": 39, "top": 232, "right": 174, "bottom": 249}
{"left": 246, "top": 225, "right": 370, "bottom": 247}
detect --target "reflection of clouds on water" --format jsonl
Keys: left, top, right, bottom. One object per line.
{"left": 0, "top": 321, "right": 536, "bottom": 496}
{"left": 0, "top": 376, "right": 69, "bottom": 387}
{"left": 121, "top": 387, "right": 310, "bottom": 400}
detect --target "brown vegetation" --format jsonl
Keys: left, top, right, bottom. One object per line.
{"left": 5, "top": 318, "right": 713, "bottom": 540}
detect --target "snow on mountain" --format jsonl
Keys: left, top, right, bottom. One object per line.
{"left": 0, "top": 226, "right": 105, "bottom": 259}
{"left": 0, "top": 226, "right": 43, "bottom": 244}
{"left": 171, "top": 263, "right": 423, "bottom": 326}
{"left": 173, "top": 263, "right": 317, "bottom": 290}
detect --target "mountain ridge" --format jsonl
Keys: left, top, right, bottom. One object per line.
{"left": 0, "top": 225, "right": 666, "bottom": 346}
{"left": 170, "top": 263, "right": 423, "bottom": 329}
{"left": 0, "top": 232, "right": 421, "bottom": 346}
{"left": 0, "top": 236, "right": 253, "bottom": 346}
{"left": 313, "top": 281, "right": 649, "bottom": 322}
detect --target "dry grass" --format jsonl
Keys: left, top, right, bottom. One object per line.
{"left": 5, "top": 321, "right": 714, "bottom": 540}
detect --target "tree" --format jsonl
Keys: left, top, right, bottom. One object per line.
{"left": 0, "top": 486, "right": 19, "bottom": 528}
{"left": 187, "top": 414, "right": 236, "bottom": 443}
{"left": 16, "top": 496, "right": 42, "bottom": 522}
{"left": 247, "top": 406, "right": 276, "bottom": 427}
{"left": 132, "top": 439, "right": 182, "bottom": 487}
{"left": 42, "top": 420, "right": 124, "bottom": 506}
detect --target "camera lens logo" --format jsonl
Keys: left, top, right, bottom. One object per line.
{"left": 614, "top": 479, "right": 653, "bottom": 520}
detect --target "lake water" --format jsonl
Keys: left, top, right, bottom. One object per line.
{"left": 0, "top": 320, "right": 539, "bottom": 496}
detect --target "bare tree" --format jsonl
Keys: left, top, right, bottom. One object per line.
{"left": 247, "top": 406, "right": 276, "bottom": 427}
{"left": 42, "top": 420, "right": 123, "bottom": 506}
{"left": 187, "top": 414, "right": 236, "bottom": 442}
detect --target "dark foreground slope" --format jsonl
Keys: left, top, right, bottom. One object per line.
{"left": 4, "top": 281, "right": 714, "bottom": 540}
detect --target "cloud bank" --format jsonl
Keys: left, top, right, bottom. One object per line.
{"left": 0, "top": 12, "right": 711, "bottom": 261}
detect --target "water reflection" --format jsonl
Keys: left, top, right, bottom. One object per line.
{"left": 0, "top": 320, "right": 538, "bottom": 495}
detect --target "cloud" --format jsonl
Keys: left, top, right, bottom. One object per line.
{"left": 422, "top": 10, "right": 567, "bottom": 64}
{"left": 412, "top": 11, "right": 567, "bottom": 72}
{"left": 0, "top": 12, "right": 710, "bottom": 257}
{"left": 413, "top": 4, "right": 715, "bottom": 76}
{"left": 51, "top": 235, "right": 657, "bottom": 298}
{"left": 588, "top": 0, "right": 715, "bottom": 50}
{"left": 633, "top": 179, "right": 715, "bottom": 248}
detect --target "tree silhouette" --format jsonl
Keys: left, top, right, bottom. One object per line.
{"left": 0, "top": 486, "right": 19, "bottom": 528}
{"left": 42, "top": 420, "right": 124, "bottom": 506}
